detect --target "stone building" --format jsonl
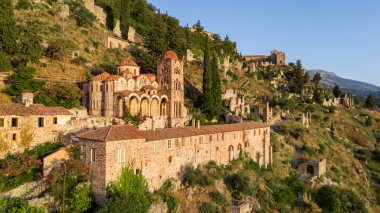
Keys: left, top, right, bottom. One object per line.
{"left": 222, "top": 89, "right": 250, "bottom": 116}
{"left": 105, "top": 35, "right": 130, "bottom": 50}
{"left": 81, "top": 51, "right": 187, "bottom": 129}
{"left": 76, "top": 121, "right": 272, "bottom": 204}
{"left": 244, "top": 50, "right": 286, "bottom": 72}
{"left": 323, "top": 94, "right": 355, "bottom": 108}
{"left": 298, "top": 159, "right": 327, "bottom": 187}
{"left": 0, "top": 93, "right": 72, "bottom": 157}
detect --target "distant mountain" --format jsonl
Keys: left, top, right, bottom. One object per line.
{"left": 308, "top": 70, "right": 380, "bottom": 99}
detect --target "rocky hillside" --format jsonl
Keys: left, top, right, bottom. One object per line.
{"left": 308, "top": 69, "right": 380, "bottom": 100}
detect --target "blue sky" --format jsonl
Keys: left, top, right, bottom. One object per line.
{"left": 147, "top": 0, "right": 380, "bottom": 86}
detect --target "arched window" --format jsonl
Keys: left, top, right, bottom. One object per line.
{"left": 228, "top": 145, "right": 234, "bottom": 161}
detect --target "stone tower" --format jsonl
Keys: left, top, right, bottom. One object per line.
{"left": 271, "top": 50, "right": 286, "bottom": 65}
{"left": 157, "top": 51, "right": 186, "bottom": 128}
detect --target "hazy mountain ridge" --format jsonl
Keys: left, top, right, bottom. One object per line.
{"left": 308, "top": 69, "right": 380, "bottom": 98}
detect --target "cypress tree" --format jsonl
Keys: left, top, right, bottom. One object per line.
{"left": 202, "top": 38, "right": 213, "bottom": 118}
{"left": 120, "top": 0, "right": 131, "bottom": 39}
{"left": 144, "top": 15, "right": 167, "bottom": 59}
{"left": 210, "top": 56, "right": 222, "bottom": 118}
{"left": 0, "top": 0, "right": 17, "bottom": 55}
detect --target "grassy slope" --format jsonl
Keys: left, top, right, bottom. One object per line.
{"left": 12, "top": 2, "right": 380, "bottom": 212}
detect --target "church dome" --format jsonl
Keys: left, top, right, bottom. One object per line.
{"left": 162, "top": 50, "right": 178, "bottom": 61}
{"left": 118, "top": 58, "right": 139, "bottom": 67}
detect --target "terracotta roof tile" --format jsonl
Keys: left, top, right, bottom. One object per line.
{"left": 118, "top": 58, "right": 139, "bottom": 67}
{"left": 105, "top": 75, "right": 122, "bottom": 81}
{"left": 76, "top": 125, "right": 145, "bottom": 142}
{"left": 0, "top": 103, "right": 72, "bottom": 116}
{"left": 76, "top": 122, "right": 269, "bottom": 142}
{"left": 91, "top": 72, "right": 111, "bottom": 81}
{"left": 162, "top": 50, "right": 179, "bottom": 61}
{"left": 141, "top": 85, "right": 157, "bottom": 91}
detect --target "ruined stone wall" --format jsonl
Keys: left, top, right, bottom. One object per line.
{"left": 81, "top": 126, "right": 271, "bottom": 204}
{"left": 105, "top": 36, "right": 130, "bottom": 50}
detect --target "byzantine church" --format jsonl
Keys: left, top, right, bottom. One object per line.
{"left": 81, "top": 51, "right": 187, "bottom": 129}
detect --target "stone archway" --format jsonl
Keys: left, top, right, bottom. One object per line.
{"left": 228, "top": 145, "right": 234, "bottom": 161}
{"left": 151, "top": 98, "right": 159, "bottom": 117}
{"left": 129, "top": 96, "right": 139, "bottom": 116}
{"left": 140, "top": 97, "right": 149, "bottom": 117}
{"left": 114, "top": 96, "right": 124, "bottom": 118}
{"left": 307, "top": 165, "right": 315, "bottom": 176}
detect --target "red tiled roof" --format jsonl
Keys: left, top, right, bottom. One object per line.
{"left": 118, "top": 58, "right": 139, "bottom": 67}
{"left": 141, "top": 85, "right": 157, "bottom": 91}
{"left": 76, "top": 125, "right": 145, "bottom": 142}
{"left": 120, "top": 69, "right": 134, "bottom": 76}
{"left": 105, "top": 75, "right": 122, "bottom": 81}
{"left": 162, "top": 50, "right": 178, "bottom": 61}
{"left": 0, "top": 103, "right": 72, "bottom": 116}
{"left": 76, "top": 122, "right": 269, "bottom": 142}
{"left": 91, "top": 72, "right": 111, "bottom": 81}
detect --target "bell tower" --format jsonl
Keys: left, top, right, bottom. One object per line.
{"left": 157, "top": 51, "right": 186, "bottom": 128}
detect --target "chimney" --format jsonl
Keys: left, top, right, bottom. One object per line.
{"left": 17, "top": 92, "right": 33, "bottom": 107}
{"left": 192, "top": 119, "right": 196, "bottom": 127}
{"left": 195, "top": 120, "right": 200, "bottom": 129}
{"left": 240, "top": 117, "right": 243, "bottom": 123}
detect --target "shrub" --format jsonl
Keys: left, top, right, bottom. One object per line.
{"left": 365, "top": 116, "right": 373, "bottom": 127}
{"left": 0, "top": 197, "right": 44, "bottom": 213}
{"left": 45, "top": 38, "right": 76, "bottom": 60}
{"left": 153, "top": 180, "right": 179, "bottom": 213}
{"left": 312, "top": 185, "right": 367, "bottom": 213}
{"left": 15, "top": 0, "right": 31, "bottom": 10}
{"left": 34, "top": 82, "right": 82, "bottom": 109}
{"left": 4, "top": 66, "right": 45, "bottom": 96}
{"left": 278, "top": 124, "right": 290, "bottom": 135}
{"left": 101, "top": 166, "right": 152, "bottom": 213}
{"left": 209, "top": 191, "right": 228, "bottom": 205}
{"left": 24, "top": 141, "right": 61, "bottom": 158}
{"left": 182, "top": 165, "right": 213, "bottom": 187}
{"left": 65, "top": 182, "right": 93, "bottom": 213}
{"left": 198, "top": 202, "right": 220, "bottom": 213}
{"left": 0, "top": 153, "right": 41, "bottom": 192}
{"left": 0, "top": 51, "right": 11, "bottom": 71}
{"left": 68, "top": 1, "right": 96, "bottom": 27}
{"left": 224, "top": 171, "right": 253, "bottom": 200}
{"left": 71, "top": 56, "right": 88, "bottom": 65}
{"left": 204, "top": 161, "right": 223, "bottom": 179}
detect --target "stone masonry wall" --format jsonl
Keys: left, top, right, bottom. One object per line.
{"left": 81, "top": 126, "right": 271, "bottom": 204}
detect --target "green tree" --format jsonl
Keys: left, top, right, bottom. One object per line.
{"left": 45, "top": 38, "right": 76, "bottom": 60}
{"left": 312, "top": 185, "right": 367, "bottom": 213}
{"left": 332, "top": 85, "right": 341, "bottom": 98}
{"left": 66, "top": 183, "right": 93, "bottom": 213}
{"left": 15, "top": 21, "right": 43, "bottom": 65}
{"left": 313, "top": 87, "right": 324, "bottom": 104}
{"left": 105, "top": 5, "right": 116, "bottom": 31}
{"left": 34, "top": 82, "right": 82, "bottom": 109}
{"left": 144, "top": 15, "right": 167, "bottom": 59}
{"left": 68, "top": 1, "right": 96, "bottom": 27}
{"left": 313, "top": 72, "right": 321, "bottom": 84}
{"left": 0, "top": 51, "right": 11, "bottom": 71}
{"left": 210, "top": 56, "right": 222, "bottom": 118}
{"left": 120, "top": 0, "right": 131, "bottom": 39}
{"left": 0, "top": 0, "right": 17, "bottom": 55}
{"left": 101, "top": 166, "right": 152, "bottom": 213}
{"left": 365, "top": 116, "right": 373, "bottom": 127}
{"left": 365, "top": 94, "right": 376, "bottom": 110}
{"left": 4, "top": 66, "right": 45, "bottom": 96}
{"left": 202, "top": 38, "right": 213, "bottom": 118}
{"left": 166, "top": 17, "right": 186, "bottom": 59}
{"left": 15, "top": 0, "right": 31, "bottom": 10}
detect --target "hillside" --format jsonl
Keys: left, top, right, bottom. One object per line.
{"left": 308, "top": 69, "right": 380, "bottom": 100}
{"left": 0, "top": 0, "right": 380, "bottom": 212}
